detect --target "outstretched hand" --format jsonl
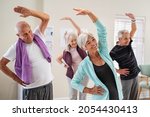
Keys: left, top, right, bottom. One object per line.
{"left": 125, "top": 13, "right": 135, "bottom": 20}
{"left": 73, "top": 8, "right": 90, "bottom": 15}
{"left": 14, "top": 6, "right": 32, "bottom": 17}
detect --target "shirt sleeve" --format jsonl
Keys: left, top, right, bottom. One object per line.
{"left": 34, "top": 26, "right": 53, "bottom": 55}
{"left": 110, "top": 50, "right": 116, "bottom": 61}
{"left": 3, "top": 43, "right": 16, "bottom": 61}
{"left": 94, "top": 20, "right": 108, "bottom": 55}
{"left": 71, "top": 63, "right": 86, "bottom": 93}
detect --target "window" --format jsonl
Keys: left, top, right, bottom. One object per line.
{"left": 114, "top": 15, "right": 145, "bottom": 65}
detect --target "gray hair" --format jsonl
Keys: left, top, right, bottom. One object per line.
{"left": 118, "top": 29, "right": 129, "bottom": 39}
{"left": 15, "top": 21, "right": 30, "bottom": 33}
{"left": 65, "top": 31, "right": 77, "bottom": 50}
{"left": 77, "top": 32, "right": 94, "bottom": 49}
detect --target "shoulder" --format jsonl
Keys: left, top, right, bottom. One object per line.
{"left": 79, "top": 56, "right": 89, "bottom": 67}
{"left": 33, "top": 26, "right": 46, "bottom": 41}
{"left": 110, "top": 45, "right": 119, "bottom": 52}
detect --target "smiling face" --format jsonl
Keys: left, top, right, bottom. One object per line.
{"left": 118, "top": 30, "right": 130, "bottom": 46}
{"left": 68, "top": 35, "right": 77, "bottom": 48}
{"left": 16, "top": 21, "right": 33, "bottom": 44}
{"left": 85, "top": 35, "right": 98, "bottom": 53}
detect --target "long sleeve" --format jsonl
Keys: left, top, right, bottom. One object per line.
{"left": 94, "top": 20, "right": 108, "bottom": 54}
{"left": 71, "top": 63, "right": 86, "bottom": 92}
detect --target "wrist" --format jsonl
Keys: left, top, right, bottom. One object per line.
{"left": 131, "top": 19, "right": 136, "bottom": 23}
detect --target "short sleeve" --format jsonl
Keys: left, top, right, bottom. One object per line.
{"left": 3, "top": 43, "right": 16, "bottom": 61}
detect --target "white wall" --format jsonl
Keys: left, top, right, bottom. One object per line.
{"left": 0, "top": 0, "right": 150, "bottom": 99}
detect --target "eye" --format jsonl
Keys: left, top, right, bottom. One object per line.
{"left": 23, "top": 33, "right": 28, "bottom": 37}
{"left": 86, "top": 41, "right": 90, "bottom": 45}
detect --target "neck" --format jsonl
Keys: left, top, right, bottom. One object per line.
{"left": 89, "top": 51, "right": 99, "bottom": 58}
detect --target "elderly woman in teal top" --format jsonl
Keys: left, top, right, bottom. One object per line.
{"left": 71, "top": 8, "right": 123, "bottom": 100}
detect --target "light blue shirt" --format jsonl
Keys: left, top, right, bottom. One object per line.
{"left": 71, "top": 20, "right": 123, "bottom": 100}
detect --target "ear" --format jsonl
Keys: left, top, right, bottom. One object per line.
{"left": 16, "top": 34, "right": 19, "bottom": 37}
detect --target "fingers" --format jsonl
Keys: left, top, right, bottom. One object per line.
{"left": 121, "top": 68, "right": 130, "bottom": 76}
{"left": 14, "top": 6, "right": 21, "bottom": 13}
{"left": 60, "top": 17, "right": 70, "bottom": 20}
{"left": 92, "top": 86, "right": 105, "bottom": 95}
{"left": 20, "top": 14, "right": 25, "bottom": 17}
{"left": 96, "top": 86, "right": 105, "bottom": 95}
{"left": 73, "top": 8, "right": 82, "bottom": 12}
{"left": 73, "top": 8, "right": 85, "bottom": 15}
{"left": 125, "top": 13, "right": 135, "bottom": 19}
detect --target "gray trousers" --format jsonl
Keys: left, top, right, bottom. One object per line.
{"left": 121, "top": 76, "right": 138, "bottom": 100}
{"left": 23, "top": 82, "right": 53, "bottom": 100}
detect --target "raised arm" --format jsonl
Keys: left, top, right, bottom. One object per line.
{"left": 60, "top": 17, "right": 81, "bottom": 35}
{"left": 73, "top": 8, "right": 97, "bottom": 23}
{"left": 74, "top": 8, "right": 107, "bottom": 53}
{"left": 14, "top": 6, "right": 49, "bottom": 34}
{"left": 125, "top": 13, "right": 137, "bottom": 39}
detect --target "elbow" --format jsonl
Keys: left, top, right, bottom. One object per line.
{"left": 56, "top": 58, "right": 62, "bottom": 64}
{"left": 42, "top": 14, "right": 50, "bottom": 23}
{"left": 45, "top": 15, "right": 50, "bottom": 22}
{"left": 0, "top": 59, "right": 4, "bottom": 71}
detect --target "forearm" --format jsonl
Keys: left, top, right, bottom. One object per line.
{"left": 69, "top": 19, "right": 81, "bottom": 35}
{"left": 0, "top": 65, "right": 23, "bottom": 85}
{"left": 57, "top": 58, "right": 63, "bottom": 64}
{"left": 57, "top": 55, "right": 63, "bottom": 64}
{"left": 87, "top": 11, "right": 98, "bottom": 23}
{"left": 30, "top": 9, "right": 49, "bottom": 22}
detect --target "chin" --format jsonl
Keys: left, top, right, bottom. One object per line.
{"left": 125, "top": 43, "right": 129, "bottom": 45}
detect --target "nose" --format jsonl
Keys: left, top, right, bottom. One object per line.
{"left": 91, "top": 41, "right": 96, "bottom": 46}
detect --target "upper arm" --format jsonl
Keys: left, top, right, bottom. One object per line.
{"left": 130, "top": 22, "right": 137, "bottom": 39}
{"left": 39, "top": 20, "right": 49, "bottom": 34}
{"left": 130, "top": 30, "right": 136, "bottom": 39}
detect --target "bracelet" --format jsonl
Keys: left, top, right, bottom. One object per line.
{"left": 131, "top": 19, "right": 136, "bottom": 23}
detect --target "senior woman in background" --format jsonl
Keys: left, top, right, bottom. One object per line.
{"left": 71, "top": 8, "right": 123, "bottom": 100}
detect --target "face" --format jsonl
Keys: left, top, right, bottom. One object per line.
{"left": 85, "top": 36, "right": 97, "bottom": 52}
{"left": 17, "top": 26, "right": 33, "bottom": 44}
{"left": 68, "top": 36, "right": 77, "bottom": 48}
{"left": 119, "top": 32, "right": 130, "bottom": 46}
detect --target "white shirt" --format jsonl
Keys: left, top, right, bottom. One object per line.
{"left": 3, "top": 27, "right": 54, "bottom": 89}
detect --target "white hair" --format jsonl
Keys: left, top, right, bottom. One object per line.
{"left": 64, "top": 31, "right": 77, "bottom": 50}
{"left": 118, "top": 29, "right": 129, "bottom": 38}
{"left": 77, "top": 32, "right": 94, "bottom": 49}
{"left": 15, "top": 21, "right": 30, "bottom": 33}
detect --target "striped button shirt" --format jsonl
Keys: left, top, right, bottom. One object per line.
{"left": 110, "top": 40, "right": 140, "bottom": 80}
